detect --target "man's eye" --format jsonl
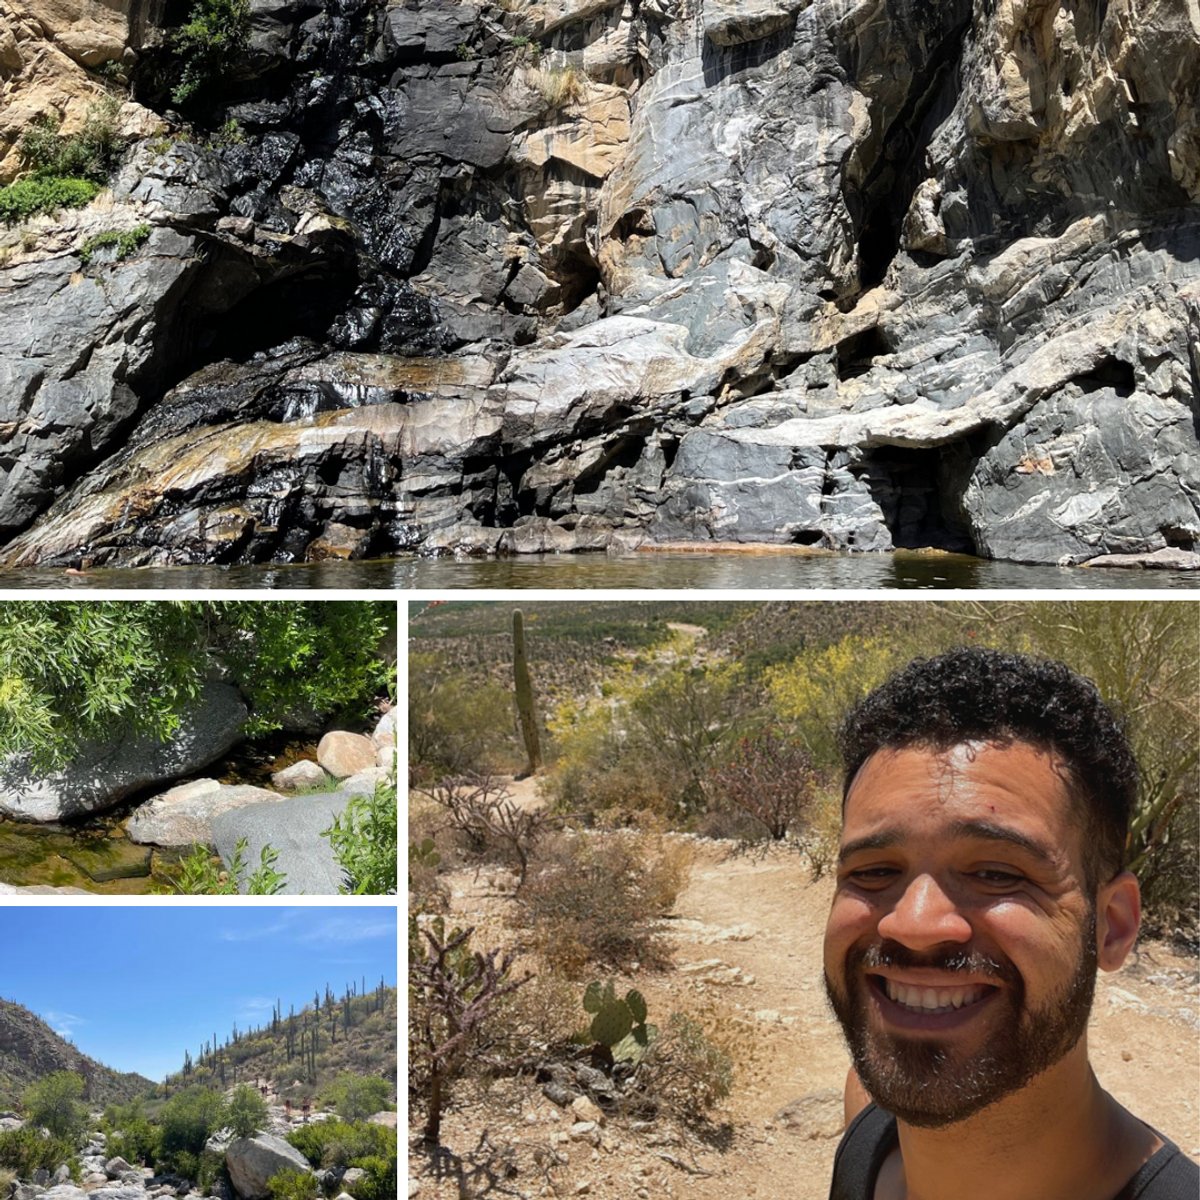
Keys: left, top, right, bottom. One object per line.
{"left": 971, "top": 869, "right": 1025, "bottom": 887}
{"left": 848, "top": 867, "right": 900, "bottom": 883}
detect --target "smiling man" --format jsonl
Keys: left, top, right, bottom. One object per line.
{"left": 824, "top": 647, "right": 1199, "bottom": 1200}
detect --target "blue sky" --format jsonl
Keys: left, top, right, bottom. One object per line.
{"left": 0, "top": 906, "right": 397, "bottom": 1083}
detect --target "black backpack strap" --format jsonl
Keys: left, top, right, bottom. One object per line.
{"left": 828, "top": 1103, "right": 898, "bottom": 1200}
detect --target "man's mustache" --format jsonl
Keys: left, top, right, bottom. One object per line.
{"left": 857, "top": 940, "right": 1019, "bottom": 987}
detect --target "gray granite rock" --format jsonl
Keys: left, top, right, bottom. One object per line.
{"left": 0, "top": 683, "right": 248, "bottom": 822}
{"left": 210, "top": 791, "right": 358, "bottom": 894}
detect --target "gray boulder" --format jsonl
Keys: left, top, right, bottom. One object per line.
{"left": 223, "top": 1134, "right": 312, "bottom": 1200}
{"left": 0, "top": 682, "right": 247, "bottom": 823}
{"left": 270, "top": 760, "right": 328, "bottom": 792}
{"left": 126, "top": 779, "right": 286, "bottom": 847}
{"left": 210, "top": 790, "right": 359, "bottom": 895}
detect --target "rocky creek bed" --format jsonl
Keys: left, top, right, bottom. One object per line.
{"left": 0, "top": 709, "right": 395, "bottom": 895}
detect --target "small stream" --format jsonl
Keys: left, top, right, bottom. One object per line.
{"left": 0, "top": 733, "right": 320, "bottom": 892}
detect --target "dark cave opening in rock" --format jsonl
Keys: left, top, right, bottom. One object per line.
{"left": 1071, "top": 357, "right": 1136, "bottom": 397}
{"left": 201, "top": 270, "right": 360, "bottom": 364}
{"left": 860, "top": 446, "right": 975, "bottom": 553}
{"left": 836, "top": 326, "right": 894, "bottom": 379}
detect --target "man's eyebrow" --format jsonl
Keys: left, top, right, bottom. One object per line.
{"left": 837, "top": 822, "right": 1061, "bottom": 867}
{"left": 947, "top": 819, "right": 1060, "bottom": 866}
{"left": 838, "top": 831, "right": 902, "bottom": 865}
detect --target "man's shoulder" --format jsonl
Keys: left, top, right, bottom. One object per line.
{"left": 1118, "top": 1138, "right": 1200, "bottom": 1200}
{"left": 828, "top": 1103, "right": 897, "bottom": 1200}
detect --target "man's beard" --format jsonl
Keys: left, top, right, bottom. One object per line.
{"left": 824, "top": 918, "right": 1097, "bottom": 1129}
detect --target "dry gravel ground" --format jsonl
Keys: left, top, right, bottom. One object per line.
{"left": 409, "top": 837, "right": 1200, "bottom": 1200}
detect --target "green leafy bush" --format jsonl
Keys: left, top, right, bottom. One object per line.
{"left": 102, "top": 1098, "right": 161, "bottom": 1166}
{"left": 79, "top": 225, "right": 151, "bottom": 266}
{"left": 344, "top": 1152, "right": 397, "bottom": 1200}
{"left": 165, "top": 838, "right": 287, "bottom": 895}
{"left": 265, "top": 1169, "right": 318, "bottom": 1200}
{"left": 0, "top": 176, "right": 99, "bottom": 224}
{"left": 226, "top": 1084, "right": 268, "bottom": 1137}
{"left": 22, "top": 1071, "right": 88, "bottom": 1143}
{"left": 0, "top": 601, "right": 391, "bottom": 773}
{"left": 323, "top": 781, "right": 397, "bottom": 895}
{"left": 285, "top": 1119, "right": 392, "bottom": 1169}
{"left": 157, "top": 1087, "right": 226, "bottom": 1173}
{"left": 171, "top": 0, "right": 251, "bottom": 105}
{"left": 0, "top": 1126, "right": 78, "bottom": 1177}
{"left": 321, "top": 1074, "right": 393, "bottom": 1123}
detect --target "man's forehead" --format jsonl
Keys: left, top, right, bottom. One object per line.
{"left": 843, "top": 740, "right": 1078, "bottom": 832}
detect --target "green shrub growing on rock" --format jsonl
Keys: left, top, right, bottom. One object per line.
{"left": 286, "top": 1118, "right": 392, "bottom": 1169}
{"left": 157, "top": 1086, "right": 227, "bottom": 1174}
{"left": 171, "top": 0, "right": 251, "bottom": 105}
{"left": 322, "top": 781, "right": 397, "bottom": 895}
{"left": 0, "top": 176, "right": 99, "bottom": 224}
{"left": 79, "top": 225, "right": 151, "bottom": 267}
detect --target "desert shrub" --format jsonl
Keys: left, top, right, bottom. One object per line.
{"left": 636, "top": 1011, "right": 733, "bottom": 1122}
{"left": 417, "top": 774, "right": 546, "bottom": 886}
{"left": 102, "top": 1098, "right": 161, "bottom": 1166}
{"left": 0, "top": 176, "right": 99, "bottom": 223}
{"left": 708, "top": 730, "right": 819, "bottom": 841}
{"left": 0, "top": 1168, "right": 15, "bottom": 1194}
{"left": 488, "top": 970, "right": 580, "bottom": 1062}
{"left": 323, "top": 780, "right": 397, "bottom": 894}
{"left": 265, "top": 1169, "right": 318, "bottom": 1200}
{"left": 408, "top": 656, "right": 517, "bottom": 780}
{"left": 765, "top": 634, "right": 905, "bottom": 775}
{"left": 519, "top": 833, "right": 690, "bottom": 975}
{"left": 321, "top": 1075, "right": 392, "bottom": 1123}
{"left": 226, "top": 1084, "right": 268, "bottom": 1138}
{"left": 22, "top": 1072, "right": 87, "bottom": 1143}
{"left": 0, "top": 1126, "right": 79, "bottom": 1177}
{"left": 544, "top": 659, "right": 753, "bottom": 824}
{"left": 157, "top": 1087, "right": 226, "bottom": 1173}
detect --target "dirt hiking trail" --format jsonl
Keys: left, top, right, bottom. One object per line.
{"left": 410, "top": 837, "right": 1199, "bottom": 1200}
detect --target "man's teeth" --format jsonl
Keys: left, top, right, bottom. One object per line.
{"left": 884, "top": 980, "right": 989, "bottom": 1012}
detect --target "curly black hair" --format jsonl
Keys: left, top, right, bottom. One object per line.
{"left": 838, "top": 646, "right": 1139, "bottom": 888}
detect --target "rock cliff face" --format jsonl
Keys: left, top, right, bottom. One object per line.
{"left": 0, "top": 0, "right": 1196, "bottom": 565}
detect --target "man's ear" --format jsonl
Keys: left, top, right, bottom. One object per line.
{"left": 1096, "top": 870, "right": 1141, "bottom": 972}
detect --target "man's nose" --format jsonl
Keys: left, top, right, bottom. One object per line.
{"left": 876, "top": 873, "right": 972, "bottom": 950}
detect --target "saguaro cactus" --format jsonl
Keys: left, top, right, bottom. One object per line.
{"left": 512, "top": 609, "right": 542, "bottom": 773}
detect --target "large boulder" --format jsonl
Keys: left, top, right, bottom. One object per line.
{"left": 125, "top": 779, "right": 285, "bottom": 846}
{"left": 0, "top": 682, "right": 248, "bottom": 822}
{"left": 224, "top": 1134, "right": 312, "bottom": 1200}
{"left": 209, "top": 790, "right": 359, "bottom": 895}
{"left": 316, "top": 731, "right": 376, "bottom": 779}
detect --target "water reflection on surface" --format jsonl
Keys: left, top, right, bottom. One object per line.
{"left": 0, "top": 550, "right": 1193, "bottom": 590}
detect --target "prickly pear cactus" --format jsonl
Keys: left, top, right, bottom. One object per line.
{"left": 580, "top": 981, "right": 657, "bottom": 1064}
